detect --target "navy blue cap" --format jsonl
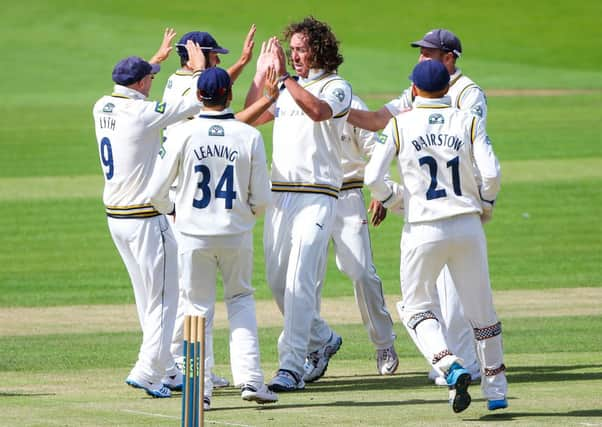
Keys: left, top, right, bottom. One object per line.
{"left": 112, "top": 56, "right": 160, "bottom": 86}
{"left": 197, "top": 67, "right": 231, "bottom": 100}
{"left": 410, "top": 60, "right": 450, "bottom": 92}
{"left": 411, "top": 29, "right": 462, "bottom": 57}
{"left": 176, "top": 31, "right": 229, "bottom": 59}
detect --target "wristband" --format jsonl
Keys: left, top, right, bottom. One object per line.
{"left": 277, "top": 72, "right": 290, "bottom": 84}
{"left": 264, "top": 93, "right": 277, "bottom": 103}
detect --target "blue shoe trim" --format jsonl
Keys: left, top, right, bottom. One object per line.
{"left": 446, "top": 362, "right": 467, "bottom": 386}
{"left": 447, "top": 363, "right": 472, "bottom": 413}
{"left": 488, "top": 398, "right": 508, "bottom": 410}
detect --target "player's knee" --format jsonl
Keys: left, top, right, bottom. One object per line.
{"left": 341, "top": 263, "right": 373, "bottom": 282}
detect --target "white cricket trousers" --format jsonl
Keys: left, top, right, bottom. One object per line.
{"left": 311, "top": 188, "right": 395, "bottom": 351}
{"left": 167, "top": 217, "right": 217, "bottom": 377}
{"left": 264, "top": 192, "right": 337, "bottom": 377}
{"left": 398, "top": 214, "right": 507, "bottom": 400}
{"left": 107, "top": 215, "right": 178, "bottom": 383}
{"left": 436, "top": 267, "right": 480, "bottom": 375}
{"left": 178, "top": 232, "right": 265, "bottom": 396}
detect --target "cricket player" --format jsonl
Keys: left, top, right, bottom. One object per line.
{"left": 305, "top": 95, "right": 398, "bottom": 382}
{"left": 364, "top": 60, "right": 507, "bottom": 412}
{"left": 349, "top": 29, "right": 486, "bottom": 385}
{"left": 147, "top": 67, "right": 279, "bottom": 409}
{"left": 92, "top": 31, "right": 205, "bottom": 398}
{"left": 162, "top": 26, "right": 262, "bottom": 389}
{"left": 244, "top": 17, "right": 352, "bottom": 392}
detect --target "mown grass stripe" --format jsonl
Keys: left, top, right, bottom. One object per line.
{"left": 1, "top": 157, "right": 602, "bottom": 201}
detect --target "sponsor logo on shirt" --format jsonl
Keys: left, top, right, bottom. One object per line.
{"left": 209, "top": 125, "right": 225, "bottom": 137}
{"left": 155, "top": 102, "right": 166, "bottom": 114}
{"left": 428, "top": 113, "right": 445, "bottom": 124}
{"left": 332, "top": 88, "right": 346, "bottom": 103}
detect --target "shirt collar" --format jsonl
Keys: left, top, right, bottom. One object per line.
{"left": 198, "top": 107, "right": 234, "bottom": 116}
{"left": 175, "top": 68, "right": 195, "bottom": 76}
{"left": 449, "top": 68, "right": 462, "bottom": 86}
{"left": 112, "top": 84, "right": 146, "bottom": 100}
{"left": 299, "top": 68, "right": 326, "bottom": 84}
{"left": 413, "top": 95, "right": 452, "bottom": 108}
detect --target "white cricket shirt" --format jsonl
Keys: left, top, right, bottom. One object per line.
{"left": 147, "top": 109, "right": 271, "bottom": 236}
{"left": 162, "top": 70, "right": 199, "bottom": 138}
{"left": 92, "top": 77, "right": 201, "bottom": 218}
{"left": 365, "top": 96, "right": 500, "bottom": 224}
{"left": 270, "top": 69, "right": 352, "bottom": 198}
{"left": 339, "top": 95, "right": 380, "bottom": 190}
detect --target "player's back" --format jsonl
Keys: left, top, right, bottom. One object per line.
{"left": 171, "top": 114, "right": 270, "bottom": 236}
{"left": 393, "top": 97, "right": 483, "bottom": 223}
{"left": 93, "top": 94, "right": 162, "bottom": 212}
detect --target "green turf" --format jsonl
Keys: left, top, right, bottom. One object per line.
{"left": 2, "top": 316, "right": 601, "bottom": 373}
{"left": 2, "top": 1, "right": 602, "bottom": 425}
{"left": 2, "top": 174, "right": 601, "bottom": 306}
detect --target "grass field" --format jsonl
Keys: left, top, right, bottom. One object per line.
{"left": 1, "top": 0, "right": 602, "bottom": 425}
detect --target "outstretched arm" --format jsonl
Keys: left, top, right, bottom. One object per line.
{"left": 227, "top": 24, "right": 256, "bottom": 83}
{"left": 347, "top": 106, "right": 392, "bottom": 132}
{"left": 149, "top": 28, "right": 177, "bottom": 64}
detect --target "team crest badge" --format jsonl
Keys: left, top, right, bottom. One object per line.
{"left": 209, "top": 125, "right": 225, "bottom": 137}
{"left": 429, "top": 113, "right": 445, "bottom": 124}
{"left": 154, "top": 102, "right": 166, "bottom": 114}
{"left": 378, "top": 134, "right": 388, "bottom": 144}
{"left": 471, "top": 106, "right": 483, "bottom": 117}
{"left": 332, "top": 88, "right": 346, "bottom": 103}
{"left": 102, "top": 103, "right": 115, "bottom": 113}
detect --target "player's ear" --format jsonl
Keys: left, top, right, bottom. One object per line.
{"left": 411, "top": 84, "right": 418, "bottom": 97}
{"left": 196, "top": 89, "right": 203, "bottom": 102}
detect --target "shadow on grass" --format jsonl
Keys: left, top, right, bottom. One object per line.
{"left": 0, "top": 391, "right": 56, "bottom": 397}
{"left": 505, "top": 364, "right": 602, "bottom": 384}
{"left": 474, "top": 409, "right": 602, "bottom": 422}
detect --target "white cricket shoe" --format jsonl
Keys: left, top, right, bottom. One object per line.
{"left": 268, "top": 369, "right": 305, "bottom": 392}
{"left": 241, "top": 383, "right": 279, "bottom": 404}
{"left": 303, "top": 332, "right": 343, "bottom": 382}
{"left": 211, "top": 372, "right": 230, "bottom": 388}
{"left": 376, "top": 346, "right": 399, "bottom": 375}
{"left": 162, "top": 370, "right": 184, "bottom": 391}
{"left": 126, "top": 375, "right": 172, "bottom": 398}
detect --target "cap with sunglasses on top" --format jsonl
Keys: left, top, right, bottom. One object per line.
{"left": 411, "top": 29, "right": 462, "bottom": 58}
{"left": 176, "top": 31, "right": 229, "bottom": 59}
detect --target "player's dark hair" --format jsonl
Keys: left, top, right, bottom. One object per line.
{"left": 201, "top": 86, "right": 231, "bottom": 108}
{"left": 283, "top": 16, "right": 344, "bottom": 73}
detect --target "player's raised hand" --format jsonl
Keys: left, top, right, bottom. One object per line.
{"left": 368, "top": 199, "right": 387, "bottom": 226}
{"left": 272, "top": 38, "right": 287, "bottom": 76}
{"left": 238, "top": 24, "right": 256, "bottom": 67}
{"left": 150, "top": 27, "right": 177, "bottom": 64}
{"left": 185, "top": 40, "right": 206, "bottom": 72}
{"left": 264, "top": 65, "right": 279, "bottom": 101}
{"left": 256, "top": 37, "right": 275, "bottom": 76}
